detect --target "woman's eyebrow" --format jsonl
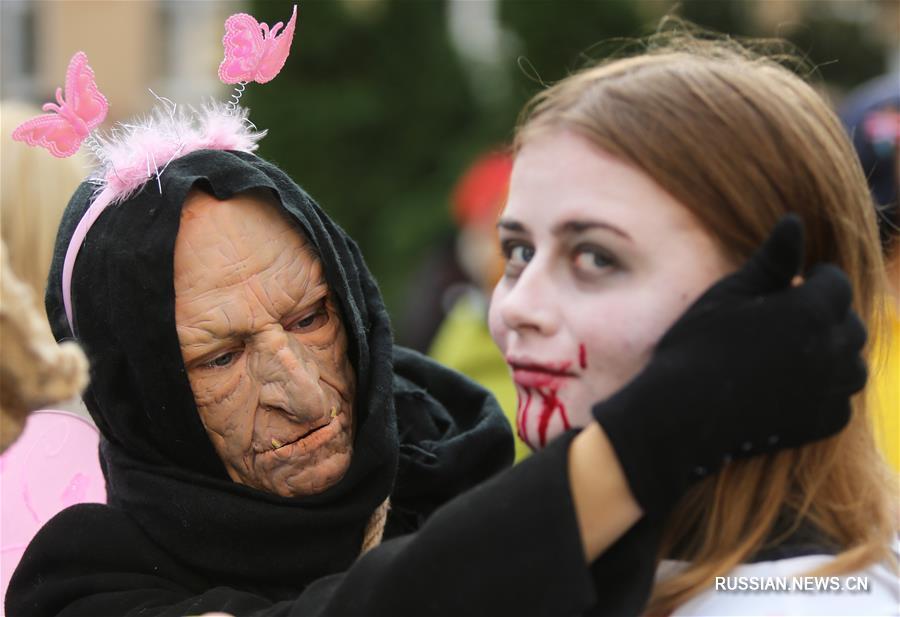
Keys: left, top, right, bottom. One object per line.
{"left": 497, "top": 218, "right": 527, "bottom": 232}
{"left": 552, "top": 220, "right": 633, "bottom": 242}
{"left": 497, "top": 217, "right": 632, "bottom": 242}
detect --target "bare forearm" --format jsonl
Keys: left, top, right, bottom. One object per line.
{"left": 569, "top": 421, "right": 643, "bottom": 562}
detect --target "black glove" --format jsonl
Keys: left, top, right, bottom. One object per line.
{"left": 592, "top": 215, "right": 866, "bottom": 517}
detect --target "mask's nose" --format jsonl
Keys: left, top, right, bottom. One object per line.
{"left": 250, "top": 329, "right": 325, "bottom": 422}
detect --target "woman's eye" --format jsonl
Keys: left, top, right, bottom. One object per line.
{"left": 289, "top": 308, "right": 328, "bottom": 333}
{"left": 500, "top": 240, "right": 535, "bottom": 279}
{"left": 204, "top": 351, "right": 239, "bottom": 369}
{"left": 510, "top": 245, "right": 534, "bottom": 265}
{"left": 573, "top": 246, "right": 616, "bottom": 274}
{"left": 501, "top": 241, "right": 535, "bottom": 267}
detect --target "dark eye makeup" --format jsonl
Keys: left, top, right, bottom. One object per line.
{"left": 572, "top": 243, "right": 618, "bottom": 273}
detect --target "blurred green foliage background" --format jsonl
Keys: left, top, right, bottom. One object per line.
{"left": 244, "top": 0, "right": 894, "bottom": 344}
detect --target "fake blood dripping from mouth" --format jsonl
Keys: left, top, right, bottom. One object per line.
{"left": 518, "top": 386, "right": 571, "bottom": 449}
{"left": 511, "top": 355, "right": 579, "bottom": 448}
{"left": 536, "top": 388, "right": 570, "bottom": 448}
{"left": 516, "top": 388, "right": 533, "bottom": 447}
{"left": 507, "top": 356, "right": 587, "bottom": 450}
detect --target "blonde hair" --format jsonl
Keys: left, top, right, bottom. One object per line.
{"left": 515, "top": 30, "right": 898, "bottom": 615}
{"left": 1, "top": 100, "right": 89, "bottom": 314}
{"left": 0, "top": 240, "right": 88, "bottom": 450}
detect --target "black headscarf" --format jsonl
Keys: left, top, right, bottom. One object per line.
{"left": 45, "top": 149, "right": 511, "bottom": 597}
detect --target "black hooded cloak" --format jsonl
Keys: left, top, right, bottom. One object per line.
{"left": 6, "top": 150, "right": 657, "bottom": 616}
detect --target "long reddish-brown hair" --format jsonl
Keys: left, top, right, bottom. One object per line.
{"left": 514, "top": 28, "right": 898, "bottom": 615}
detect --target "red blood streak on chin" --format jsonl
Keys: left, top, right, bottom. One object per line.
{"left": 536, "top": 388, "right": 569, "bottom": 448}
{"left": 517, "top": 388, "right": 534, "bottom": 449}
{"left": 559, "top": 402, "right": 571, "bottom": 431}
{"left": 578, "top": 344, "right": 587, "bottom": 369}
{"left": 516, "top": 390, "right": 525, "bottom": 440}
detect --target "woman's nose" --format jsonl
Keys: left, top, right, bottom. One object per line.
{"left": 496, "top": 261, "right": 559, "bottom": 337}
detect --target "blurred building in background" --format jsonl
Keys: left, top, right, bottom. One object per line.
{"left": 1, "top": 0, "right": 239, "bottom": 121}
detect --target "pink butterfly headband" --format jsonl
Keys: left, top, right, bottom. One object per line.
{"left": 12, "top": 5, "right": 299, "bottom": 333}
{"left": 11, "top": 51, "right": 108, "bottom": 158}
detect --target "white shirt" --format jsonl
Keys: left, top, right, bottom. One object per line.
{"left": 657, "top": 554, "right": 900, "bottom": 616}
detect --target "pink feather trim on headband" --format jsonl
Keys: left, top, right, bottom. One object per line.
{"left": 93, "top": 101, "right": 265, "bottom": 204}
{"left": 61, "top": 101, "right": 266, "bottom": 328}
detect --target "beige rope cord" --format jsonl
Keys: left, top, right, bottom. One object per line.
{"left": 360, "top": 497, "right": 391, "bottom": 555}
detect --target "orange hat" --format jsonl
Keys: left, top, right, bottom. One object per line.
{"left": 451, "top": 150, "right": 513, "bottom": 228}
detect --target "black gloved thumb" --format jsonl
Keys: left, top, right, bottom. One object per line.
{"left": 731, "top": 214, "right": 805, "bottom": 293}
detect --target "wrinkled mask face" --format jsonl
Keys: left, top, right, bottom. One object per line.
{"left": 174, "top": 189, "right": 355, "bottom": 497}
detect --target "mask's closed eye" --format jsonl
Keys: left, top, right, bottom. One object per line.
{"left": 287, "top": 300, "right": 329, "bottom": 333}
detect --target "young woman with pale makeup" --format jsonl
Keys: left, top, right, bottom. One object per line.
{"left": 491, "top": 134, "right": 734, "bottom": 451}
{"left": 489, "top": 36, "right": 899, "bottom": 616}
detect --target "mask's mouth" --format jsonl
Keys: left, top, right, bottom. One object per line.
{"left": 270, "top": 424, "right": 324, "bottom": 451}
{"left": 264, "top": 406, "right": 340, "bottom": 452}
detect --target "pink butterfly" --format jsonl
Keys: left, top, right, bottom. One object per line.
{"left": 12, "top": 51, "right": 108, "bottom": 158}
{"left": 219, "top": 5, "right": 298, "bottom": 85}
